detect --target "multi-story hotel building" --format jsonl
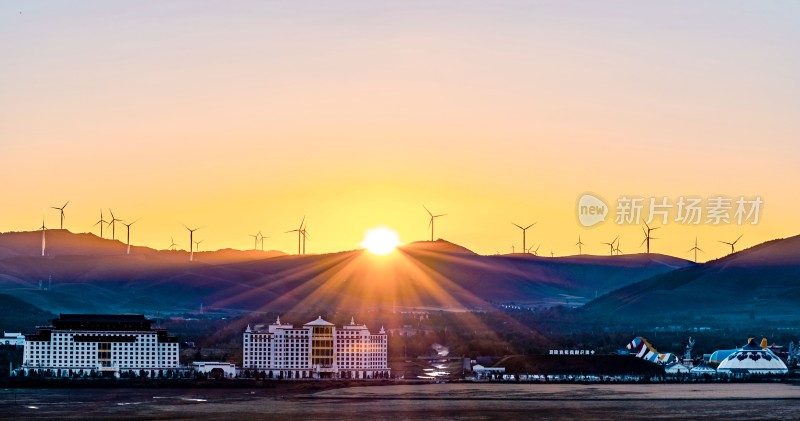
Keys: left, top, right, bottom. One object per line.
{"left": 22, "top": 314, "right": 180, "bottom": 377}
{"left": 243, "top": 316, "right": 390, "bottom": 379}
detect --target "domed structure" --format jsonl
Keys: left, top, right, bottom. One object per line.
{"left": 690, "top": 363, "right": 717, "bottom": 376}
{"left": 716, "top": 338, "right": 788, "bottom": 375}
{"left": 708, "top": 349, "right": 735, "bottom": 365}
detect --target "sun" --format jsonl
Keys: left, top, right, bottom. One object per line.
{"left": 361, "top": 227, "right": 402, "bottom": 255}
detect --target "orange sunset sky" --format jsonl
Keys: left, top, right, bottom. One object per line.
{"left": 1, "top": 1, "right": 798, "bottom": 261}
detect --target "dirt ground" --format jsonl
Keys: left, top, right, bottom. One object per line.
{"left": 3, "top": 382, "right": 800, "bottom": 420}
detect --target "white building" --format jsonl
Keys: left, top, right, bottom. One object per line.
{"left": 22, "top": 314, "right": 180, "bottom": 378}
{"left": 471, "top": 364, "right": 506, "bottom": 380}
{"left": 1, "top": 332, "right": 25, "bottom": 347}
{"left": 192, "top": 361, "right": 236, "bottom": 379}
{"left": 243, "top": 316, "right": 390, "bottom": 380}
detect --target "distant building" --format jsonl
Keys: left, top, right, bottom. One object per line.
{"left": 471, "top": 364, "right": 505, "bottom": 380}
{"left": 716, "top": 338, "right": 788, "bottom": 376}
{"left": 22, "top": 314, "right": 180, "bottom": 378}
{"left": 243, "top": 316, "right": 390, "bottom": 380}
{"left": 192, "top": 361, "right": 236, "bottom": 379}
{"left": 664, "top": 362, "right": 690, "bottom": 374}
{"left": 1, "top": 332, "right": 24, "bottom": 347}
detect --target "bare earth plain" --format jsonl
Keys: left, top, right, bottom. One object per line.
{"left": 3, "top": 383, "right": 800, "bottom": 420}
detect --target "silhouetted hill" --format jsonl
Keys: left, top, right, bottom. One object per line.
{"left": 0, "top": 230, "right": 286, "bottom": 261}
{"left": 0, "top": 293, "right": 55, "bottom": 332}
{"left": 0, "top": 231, "right": 690, "bottom": 316}
{"left": 584, "top": 234, "right": 800, "bottom": 320}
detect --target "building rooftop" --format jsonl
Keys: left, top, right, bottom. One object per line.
{"left": 304, "top": 316, "right": 334, "bottom": 326}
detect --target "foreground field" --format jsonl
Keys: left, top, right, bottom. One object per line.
{"left": 3, "top": 383, "right": 800, "bottom": 420}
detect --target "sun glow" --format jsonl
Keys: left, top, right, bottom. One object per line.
{"left": 361, "top": 227, "right": 402, "bottom": 255}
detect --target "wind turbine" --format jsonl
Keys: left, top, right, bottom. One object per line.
{"left": 107, "top": 209, "right": 123, "bottom": 240}
{"left": 512, "top": 222, "right": 536, "bottom": 256}
{"left": 601, "top": 236, "right": 619, "bottom": 256}
{"left": 614, "top": 238, "right": 623, "bottom": 256}
{"left": 532, "top": 244, "right": 541, "bottom": 256}
{"left": 575, "top": 235, "right": 585, "bottom": 255}
{"left": 182, "top": 224, "right": 201, "bottom": 261}
{"left": 51, "top": 200, "right": 69, "bottom": 230}
{"left": 640, "top": 222, "right": 660, "bottom": 254}
{"left": 424, "top": 206, "right": 446, "bottom": 242}
{"left": 169, "top": 237, "right": 178, "bottom": 251}
{"left": 511, "top": 245, "right": 515, "bottom": 254}
{"left": 259, "top": 233, "right": 269, "bottom": 251}
{"left": 302, "top": 225, "right": 310, "bottom": 255}
{"left": 285, "top": 216, "right": 305, "bottom": 255}
{"left": 688, "top": 237, "right": 704, "bottom": 263}
{"left": 194, "top": 239, "right": 204, "bottom": 252}
{"left": 38, "top": 212, "right": 47, "bottom": 257}
{"left": 719, "top": 234, "right": 743, "bottom": 255}
{"left": 93, "top": 209, "right": 107, "bottom": 238}
{"left": 249, "top": 232, "right": 260, "bottom": 250}
{"left": 121, "top": 219, "right": 139, "bottom": 255}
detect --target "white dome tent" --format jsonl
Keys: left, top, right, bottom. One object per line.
{"left": 716, "top": 338, "right": 788, "bottom": 376}
{"left": 690, "top": 363, "right": 717, "bottom": 377}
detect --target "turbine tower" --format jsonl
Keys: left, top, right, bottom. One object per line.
{"left": 301, "top": 224, "right": 310, "bottom": 255}
{"left": 640, "top": 222, "right": 660, "bottom": 254}
{"left": 107, "top": 209, "right": 123, "bottom": 240}
{"left": 688, "top": 237, "right": 704, "bottom": 263}
{"left": 575, "top": 235, "right": 585, "bottom": 255}
{"left": 601, "top": 236, "right": 619, "bottom": 256}
{"left": 424, "top": 206, "right": 446, "bottom": 242}
{"left": 51, "top": 200, "right": 69, "bottom": 230}
{"left": 719, "top": 234, "right": 743, "bottom": 255}
{"left": 93, "top": 209, "right": 108, "bottom": 238}
{"left": 38, "top": 213, "right": 47, "bottom": 257}
{"left": 512, "top": 222, "right": 536, "bottom": 256}
{"left": 121, "top": 219, "right": 139, "bottom": 255}
{"left": 182, "top": 224, "right": 201, "bottom": 261}
{"left": 249, "top": 232, "right": 260, "bottom": 250}
{"left": 285, "top": 216, "right": 305, "bottom": 255}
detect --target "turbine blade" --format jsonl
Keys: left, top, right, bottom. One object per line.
{"left": 512, "top": 222, "right": 522, "bottom": 229}
{"left": 423, "top": 205, "right": 432, "bottom": 216}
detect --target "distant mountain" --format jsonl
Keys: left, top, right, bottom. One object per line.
{"left": 0, "top": 232, "right": 691, "bottom": 316}
{"left": 583, "top": 234, "right": 800, "bottom": 320}
{"left": 0, "top": 293, "right": 54, "bottom": 332}
{"left": 0, "top": 230, "right": 286, "bottom": 261}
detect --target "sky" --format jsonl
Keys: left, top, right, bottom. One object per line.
{"left": 1, "top": 1, "right": 798, "bottom": 261}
